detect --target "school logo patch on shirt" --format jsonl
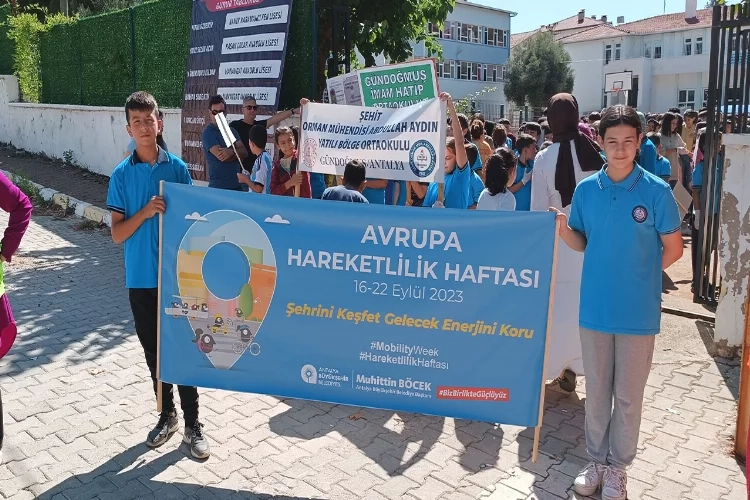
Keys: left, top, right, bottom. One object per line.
{"left": 632, "top": 205, "right": 648, "bottom": 223}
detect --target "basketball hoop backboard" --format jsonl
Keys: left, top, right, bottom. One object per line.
{"left": 605, "top": 71, "right": 633, "bottom": 93}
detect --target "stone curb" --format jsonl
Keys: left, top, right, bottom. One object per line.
{"left": 0, "top": 168, "right": 111, "bottom": 227}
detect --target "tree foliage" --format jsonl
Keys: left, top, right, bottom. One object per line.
{"left": 314, "top": 0, "right": 455, "bottom": 96}
{"left": 504, "top": 31, "right": 574, "bottom": 108}
{"left": 7, "top": 6, "right": 75, "bottom": 102}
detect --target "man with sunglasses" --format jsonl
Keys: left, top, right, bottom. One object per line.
{"left": 202, "top": 95, "right": 248, "bottom": 190}
{"left": 230, "top": 96, "right": 302, "bottom": 173}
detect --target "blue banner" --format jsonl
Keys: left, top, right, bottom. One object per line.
{"left": 159, "top": 183, "right": 557, "bottom": 426}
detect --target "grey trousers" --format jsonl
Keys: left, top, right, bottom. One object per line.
{"left": 579, "top": 327, "right": 656, "bottom": 469}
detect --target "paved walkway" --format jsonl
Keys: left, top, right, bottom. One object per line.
{"left": 0, "top": 207, "right": 744, "bottom": 499}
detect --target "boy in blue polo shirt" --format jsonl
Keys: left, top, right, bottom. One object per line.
{"left": 508, "top": 134, "right": 536, "bottom": 210}
{"left": 107, "top": 91, "right": 210, "bottom": 459}
{"left": 646, "top": 133, "right": 672, "bottom": 183}
{"left": 238, "top": 124, "right": 272, "bottom": 194}
{"left": 553, "top": 105, "right": 683, "bottom": 500}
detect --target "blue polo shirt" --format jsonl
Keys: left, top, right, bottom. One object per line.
{"left": 692, "top": 155, "right": 723, "bottom": 214}
{"left": 423, "top": 161, "right": 472, "bottom": 209}
{"left": 107, "top": 148, "right": 192, "bottom": 289}
{"left": 202, "top": 124, "right": 243, "bottom": 190}
{"left": 385, "top": 181, "right": 407, "bottom": 206}
{"left": 568, "top": 165, "right": 681, "bottom": 335}
{"left": 362, "top": 180, "right": 386, "bottom": 204}
{"left": 655, "top": 156, "right": 671, "bottom": 179}
{"left": 310, "top": 173, "right": 327, "bottom": 199}
{"left": 513, "top": 158, "right": 533, "bottom": 211}
{"left": 469, "top": 171, "right": 484, "bottom": 207}
{"left": 639, "top": 138, "right": 657, "bottom": 175}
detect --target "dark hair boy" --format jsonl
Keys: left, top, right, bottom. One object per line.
{"left": 108, "top": 91, "right": 210, "bottom": 459}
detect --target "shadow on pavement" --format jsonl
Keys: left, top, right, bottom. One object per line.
{"left": 696, "top": 320, "right": 740, "bottom": 400}
{"left": 30, "top": 444, "right": 322, "bottom": 500}
{"left": 0, "top": 215, "right": 132, "bottom": 378}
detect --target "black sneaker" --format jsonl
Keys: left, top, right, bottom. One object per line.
{"left": 184, "top": 421, "right": 210, "bottom": 459}
{"left": 555, "top": 369, "right": 577, "bottom": 393}
{"left": 146, "top": 411, "right": 179, "bottom": 448}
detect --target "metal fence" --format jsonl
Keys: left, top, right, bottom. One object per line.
{"left": 696, "top": 2, "right": 750, "bottom": 305}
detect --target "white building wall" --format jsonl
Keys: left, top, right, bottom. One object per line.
{"left": 565, "top": 41, "right": 605, "bottom": 113}
{"left": 0, "top": 75, "right": 182, "bottom": 178}
{"left": 562, "top": 25, "right": 710, "bottom": 114}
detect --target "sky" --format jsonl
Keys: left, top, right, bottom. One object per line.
{"left": 472, "top": 0, "right": 705, "bottom": 34}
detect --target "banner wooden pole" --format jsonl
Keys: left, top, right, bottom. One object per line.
{"left": 156, "top": 181, "right": 165, "bottom": 413}
{"left": 532, "top": 217, "right": 562, "bottom": 463}
{"left": 734, "top": 281, "right": 750, "bottom": 459}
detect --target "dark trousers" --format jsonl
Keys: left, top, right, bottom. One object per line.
{"left": 129, "top": 288, "right": 199, "bottom": 425}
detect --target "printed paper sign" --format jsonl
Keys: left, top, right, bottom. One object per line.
{"left": 358, "top": 60, "right": 439, "bottom": 108}
{"left": 298, "top": 99, "right": 447, "bottom": 183}
{"left": 159, "top": 183, "right": 557, "bottom": 426}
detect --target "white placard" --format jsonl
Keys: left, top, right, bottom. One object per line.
{"left": 298, "top": 99, "right": 446, "bottom": 183}
{"left": 224, "top": 5, "right": 289, "bottom": 30}
{"left": 217, "top": 87, "right": 278, "bottom": 106}
{"left": 221, "top": 33, "right": 286, "bottom": 55}
{"left": 219, "top": 60, "right": 282, "bottom": 80}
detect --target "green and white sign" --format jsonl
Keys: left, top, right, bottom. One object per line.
{"left": 357, "top": 60, "right": 438, "bottom": 109}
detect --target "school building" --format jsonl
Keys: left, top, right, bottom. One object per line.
{"left": 511, "top": 6, "right": 715, "bottom": 114}
{"left": 409, "top": 0, "right": 515, "bottom": 121}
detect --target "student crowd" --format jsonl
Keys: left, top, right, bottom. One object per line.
{"left": 2, "top": 88, "right": 709, "bottom": 500}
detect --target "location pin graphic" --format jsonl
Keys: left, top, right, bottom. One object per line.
{"left": 168, "top": 210, "right": 279, "bottom": 370}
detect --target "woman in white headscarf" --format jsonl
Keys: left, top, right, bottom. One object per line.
{"left": 530, "top": 94, "right": 605, "bottom": 391}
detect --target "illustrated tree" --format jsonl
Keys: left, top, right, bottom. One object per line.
{"left": 238, "top": 283, "right": 254, "bottom": 321}
{"left": 504, "top": 31, "right": 575, "bottom": 108}
{"left": 314, "top": 0, "right": 455, "bottom": 97}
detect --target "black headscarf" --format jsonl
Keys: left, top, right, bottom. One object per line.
{"left": 548, "top": 94, "right": 605, "bottom": 207}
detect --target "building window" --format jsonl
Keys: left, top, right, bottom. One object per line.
{"left": 696, "top": 37, "right": 703, "bottom": 55}
{"left": 644, "top": 42, "right": 652, "bottom": 58}
{"left": 503, "top": 31, "right": 508, "bottom": 48}
{"left": 678, "top": 89, "right": 696, "bottom": 111}
{"left": 654, "top": 43, "right": 662, "bottom": 59}
{"left": 684, "top": 38, "right": 692, "bottom": 56}
{"left": 615, "top": 43, "right": 621, "bottom": 61}
{"left": 605, "top": 44, "right": 612, "bottom": 64}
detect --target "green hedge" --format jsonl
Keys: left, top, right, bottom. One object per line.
{"left": 37, "top": 0, "right": 314, "bottom": 109}
{"left": 0, "top": 4, "right": 15, "bottom": 75}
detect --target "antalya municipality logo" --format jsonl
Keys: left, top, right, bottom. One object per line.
{"left": 632, "top": 205, "right": 648, "bottom": 223}
{"left": 409, "top": 140, "right": 437, "bottom": 179}
{"left": 301, "top": 364, "right": 318, "bottom": 384}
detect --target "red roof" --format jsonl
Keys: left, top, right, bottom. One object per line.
{"left": 551, "top": 14, "right": 608, "bottom": 31}
{"left": 557, "top": 24, "right": 630, "bottom": 43}
{"left": 511, "top": 8, "right": 714, "bottom": 48}
{"left": 616, "top": 8, "right": 713, "bottom": 34}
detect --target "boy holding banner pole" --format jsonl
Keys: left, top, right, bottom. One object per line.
{"left": 107, "top": 91, "right": 210, "bottom": 460}
{"left": 551, "top": 105, "right": 682, "bottom": 500}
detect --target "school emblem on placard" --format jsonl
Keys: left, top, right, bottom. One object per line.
{"left": 300, "top": 139, "right": 317, "bottom": 169}
{"left": 409, "top": 140, "right": 437, "bottom": 179}
{"left": 632, "top": 205, "right": 648, "bottom": 223}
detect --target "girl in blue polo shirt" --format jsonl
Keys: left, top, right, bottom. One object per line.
{"left": 553, "top": 105, "right": 683, "bottom": 500}
{"left": 423, "top": 93, "right": 472, "bottom": 209}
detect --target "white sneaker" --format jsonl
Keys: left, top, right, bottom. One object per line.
{"left": 602, "top": 466, "right": 628, "bottom": 500}
{"left": 573, "top": 462, "right": 607, "bottom": 496}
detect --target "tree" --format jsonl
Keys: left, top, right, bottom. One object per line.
{"left": 504, "top": 31, "right": 574, "bottom": 108}
{"left": 238, "top": 283, "right": 254, "bottom": 321}
{"left": 315, "top": 0, "right": 455, "bottom": 97}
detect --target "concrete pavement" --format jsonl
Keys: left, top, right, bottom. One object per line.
{"left": 0, "top": 209, "right": 745, "bottom": 500}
